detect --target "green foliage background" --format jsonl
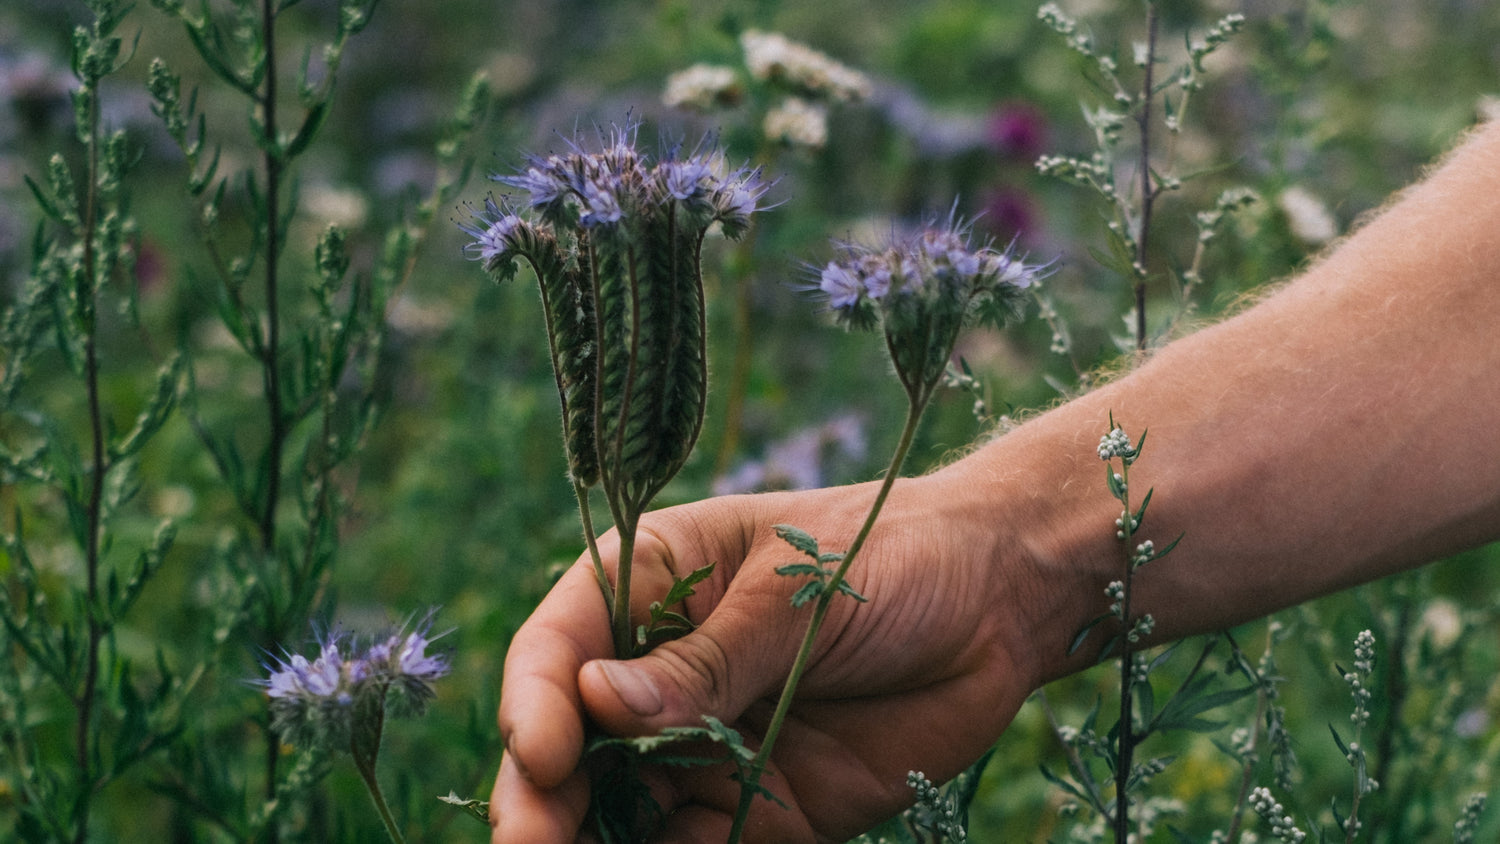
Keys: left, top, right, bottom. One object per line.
{"left": 2, "top": 0, "right": 1499, "bottom": 840}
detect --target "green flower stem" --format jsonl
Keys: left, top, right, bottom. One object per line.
{"left": 574, "top": 481, "right": 614, "bottom": 612}
{"left": 728, "top": 394, "right": 930, "bottom": 844}
{"left": 612, "top": 521, "right": 638, "bottom": 658}
{"left": 350, "top": 697, "right": 407, "bottom": 844}
{"left": 353, "top": 758, "right": 408, "bottom": 844}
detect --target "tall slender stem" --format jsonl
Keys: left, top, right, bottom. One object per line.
{"left": 1113, "top": 456, "right": 1137, "bottom": 844}
{"left": 258, "top": 0, "right": 287, "bottom": 833}
{"left": 73, "top": 59, "right": 105, "bottom": 844}
{"left": 258, "top": 0, "right": 285, "bottom": 552}
{"left": 728, "top": 395, "right": 928, "bottom": 844}
{"left": 1133, "top": 3, "right": 1160, "bottom": 352}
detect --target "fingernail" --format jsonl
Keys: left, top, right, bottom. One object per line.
{"left": 598, "top": 660, "right": 663, "bottom": 717}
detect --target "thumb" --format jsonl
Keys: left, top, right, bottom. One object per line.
{"left": 579, "top": 613, "right": 801, "bottom": 736}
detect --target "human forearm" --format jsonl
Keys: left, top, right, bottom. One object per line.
{"left": 942, "top": 122, "right": 1500, "bottom": 684}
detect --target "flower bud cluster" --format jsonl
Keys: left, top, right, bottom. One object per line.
{"left": 1097, "top": 427, "right": 1134, "bottom": 461}
{"left": 1454, "top": 793, "right": 1488, "bottom": 844}
{"left": 1249, "top": 787, "right": 1307, "bottom": 843}
{"left": 1346, "top": 629, "right": 1375, "bottom": 727}
{"left": 461, "top": 126, "right": 767, "bottom": 495}
{"left": 816, "top": 220, "right": 1040, "bottom": 398}
{"left": 261, "top": 619, "right": 449, "bottom": 752}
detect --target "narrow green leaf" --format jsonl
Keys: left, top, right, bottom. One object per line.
{"left": 1329, "top": 723, "right": 1349, "bottom": 757}
{"left": 1069, "top": 613, "right": 1110, "bottom": 656}
{"left": 836, "top": 580, "right": 868, "bottom": 603}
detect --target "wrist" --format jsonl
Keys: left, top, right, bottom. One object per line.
{"left": 927, "top": 402, "right": 1126, "bottom": 688}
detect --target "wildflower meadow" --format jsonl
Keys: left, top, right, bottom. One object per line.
{"left": 3, "top": 0, "right": 1500, "bottom": 841}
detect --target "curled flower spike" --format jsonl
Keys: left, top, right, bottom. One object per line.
{"left": 815, "top": 216, "right": 1043, "bottom": 399}
{"left": 460, "top": 123, "right": 770, "bottom": 657}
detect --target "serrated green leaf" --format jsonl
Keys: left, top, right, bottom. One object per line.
{"left": 661, "top": 562, "right": 714, "bottom": 607}
{"left": 437, "top": 792, "right": 490, "bottom": 825}
{"left": 775, "top": 563, "right": 826, "bottom": 578}
{"left": 773, "top": 524, "right": 820, "bottom": 558}
{"left": 790, "top": 581, "right": 823, "bottom": 608}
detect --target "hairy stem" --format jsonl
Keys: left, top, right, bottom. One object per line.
{"left": 575, "top": 482, "right": 613, "bottom": 611}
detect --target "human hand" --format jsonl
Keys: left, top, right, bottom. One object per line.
{"left": 489, "top": 468, "right": 1057, "bottom": 843}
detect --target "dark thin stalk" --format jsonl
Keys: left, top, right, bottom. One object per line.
{"left": 258, "top": 0, "right": 285, "bottom": 554}
{"left": 258, "top": 0, "right": 287, "bottom": 835}
{"left": 1224, "top": 634, "right": 1274, "bottom": 843}
{"left": 1119, "top": 8, "right": 1159, "bottom": 830}
{"left": 1133, "top": 3, "right": 1159, "bottom": 353}
{"left": 1113, "top": 452, "right": 1139, "bottom": 844}
{"left": 73, "top": 66, "right": 105, "bottom": 844}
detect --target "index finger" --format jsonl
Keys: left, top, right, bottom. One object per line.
{"left": 498, "top": 556, "right": 614, "bottom": 790}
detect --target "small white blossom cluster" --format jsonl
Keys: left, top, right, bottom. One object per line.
{"left": 1037, "top": 3, "right": 1094, "bottom": 58}
{"left": 740, "top": 29, "right": 871, "bottom": 103}
{"left": 763, "top": 97, "right": 829, "bottom": 149}
{"left": 664, "top": 31, "right": 871, "bottom": 152}
{"left": 1278, "top": 186, "right": 1338, "bottom": 245}
{"left": 1249, "top": 787, "right": 1307, "bottom": 843}
{"left": 662, "top": 63, "right": 742, "bottom": 110}
{"left": 1190, "top": 13, "right": 1247, "bottom": 64}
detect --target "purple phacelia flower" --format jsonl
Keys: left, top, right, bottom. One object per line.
{"left": 814, "top": 214, "right": 1044, "bottom": 397}
{"left": 579, "top": 177, "right": 624, "bottom": 228}
{"left": 458, "top": 197, "right": 524, "bottom": 266}
{"left": 259, "top": 614, "right": 451, "bottom": 752}
{"left": 820, "top": 261, "right": 864, "bottom": 309}
{"left": 660, "top": 158, "right": 711, "bottom": 201}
